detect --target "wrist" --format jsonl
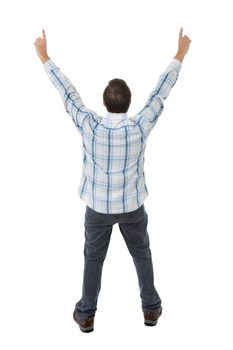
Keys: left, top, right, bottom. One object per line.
{"left": 174, "top": 51, "right": 185, "bottom": 63}
{"left": 41, "top": 54, "right": 50, "bottom": 64}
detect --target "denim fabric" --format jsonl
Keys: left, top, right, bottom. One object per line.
{"left": 75, "top": 204, "right": 161, "bottom": 320}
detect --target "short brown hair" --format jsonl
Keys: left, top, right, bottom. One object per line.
{"left": 103, "top": 78, "right": 131, "bottom": 113}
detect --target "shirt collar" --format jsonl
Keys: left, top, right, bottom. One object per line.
{"left": 105, "top": 112, "right": 128, "bottom": 119}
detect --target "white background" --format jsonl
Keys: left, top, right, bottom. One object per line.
{"left": 0, "top": 0, "right": 233, "bottom": 348}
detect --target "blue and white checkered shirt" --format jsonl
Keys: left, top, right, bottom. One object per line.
{"left": 43, "top": 58, "right": 182, "bottom": 213}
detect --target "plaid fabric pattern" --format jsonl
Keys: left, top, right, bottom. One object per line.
{"left": 43, "top": 58, "right": 182, "bottom": 213}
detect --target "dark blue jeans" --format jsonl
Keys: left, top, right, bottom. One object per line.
{"left": 75, "top": 204, "right": 161, "bottom": 320}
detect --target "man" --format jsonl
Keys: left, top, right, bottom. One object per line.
{"left": 34, "top": 27, "right": 191, "bottom": 333}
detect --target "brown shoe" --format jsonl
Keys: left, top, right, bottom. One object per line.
{"left": 73, "top": 310, "right": 94, "bottom": 333}
{"left": 144, "top": 306, "right": 162, "bottom": 326}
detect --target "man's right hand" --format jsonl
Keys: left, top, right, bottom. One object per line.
{"left": 174, "top": 28, "right": 192, "bottom": 63}
{"left": 34, "top": 29, "right": 50, "bottom": 64}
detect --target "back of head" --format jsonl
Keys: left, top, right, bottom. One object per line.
{"left": 103, "top": 78, "right": 131, "bottom": 113}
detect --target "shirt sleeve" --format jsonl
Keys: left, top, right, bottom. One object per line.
{"left": 132, "top": 58, "right": 182, "bottom": 134}
{"left": 43, "top": 59, "right": 94, "bottom": 133}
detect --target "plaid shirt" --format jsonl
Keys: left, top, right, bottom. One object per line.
{"left": 43, "top": 58, "right": 182, "bottom": 213}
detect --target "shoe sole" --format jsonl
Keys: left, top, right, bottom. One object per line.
{"left": 79, "top": 326, "right": 94, "bottom": 333}
{"left": 144, "top": 320, "right": 158, "bottom": 326}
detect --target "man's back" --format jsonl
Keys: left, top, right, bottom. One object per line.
{"left": 79, "top": 111, "right": 148, "bottom": 213}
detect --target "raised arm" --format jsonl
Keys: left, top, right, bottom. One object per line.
{"left": 34, "top": 29, "right": 94, "bottom": 133}
{"left": 133, "top": 28, "right": 191, "bottom": 134}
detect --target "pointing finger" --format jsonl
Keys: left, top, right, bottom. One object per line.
{"left": 42, "top": 29, "right": 46, "bottom": 41}
{"left": 179, "top": 27, "right": 183, "bottom": 38}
